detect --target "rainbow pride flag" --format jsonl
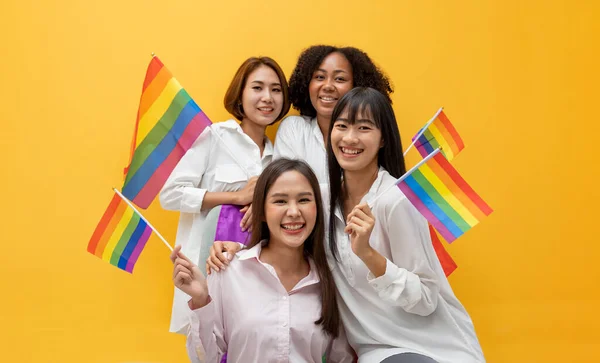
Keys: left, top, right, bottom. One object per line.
{"left": 413, "top": 109, "right": 464, "bottom": 161}
{"left": 398, "top": 151, "right": 493, "bottom": 242}
{"left": 122, "top": 56, "right": 212, "bottom": 209}
{"left": 87, "top": 193, "right": 152, "bottom": 273}
{"left": 429, "top": 223, "right": 457, "bottom": 276}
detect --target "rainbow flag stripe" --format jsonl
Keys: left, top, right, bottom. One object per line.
{"left": 428, "top": 223, "right": 457, "bottom": 276}
{"left": 398, "top": 153, "right": 493, "bottom": 242}
{"left": 414, "top": 110, "right": 465, "bottom": 161}
{"left": 122, "top": 56, "right": 212, "bottom": 209}
{"left": 87, "top": 193, "right": 152, "bottom": 273}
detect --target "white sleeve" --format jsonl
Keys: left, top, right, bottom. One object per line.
{"left": 366, "top": 197, "right": 440, "bottom": 316}
{"left": 191, "top": 272, "right": 227, "bottom": 363}
{"left": 159, "top": 126, "right": 213, "bottom": 213}
{"left": 273, "top": 117, "right": 301, "bottom": 160}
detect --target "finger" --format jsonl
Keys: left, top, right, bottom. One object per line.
{"left": 356, "top": 203, "right": 375, "bottom": 220}
{"left": 175, "top": 271, "right": 192, "bottom": 286}
{"left": 240, "top": 205, "right": 249, "bottom": 213}
{"left": 212, "top": 242, "right": 230, "bottom": 266}
{"left": 173, "top": 264, "right": 193, "bottom": 281}
{"left": 206, "top": 258, "right": 220, "bottom": 272}
{"left": 350, "top": 216, "right": 369, "bottom": 229}
{"left": 209, "top": 241, "right": 224, "bottom": 260}
{"left": 170, "top": 245, "right": 182, "bottom": 263}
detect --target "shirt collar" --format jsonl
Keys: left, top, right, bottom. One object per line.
{"left": 220, "top": 119, "right": 274, "bottom": 157}
{"left": 238, "top": 240, "right": 321, "bottom": 288}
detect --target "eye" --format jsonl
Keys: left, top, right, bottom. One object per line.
{"left": 335, "top": 76, "right": 347, "bottom": 82}
{"left": 299, "top": 197, "right": 312, "bottom": 203}
{"left": 359, "top": 125, "right": 373, "bottom": 131}
{"left": 273, "top": 199, "right": 286, "bottom": 205}
{"left": 272, "top": 87, "right": 282, "bottom": 93}
{"left": 252, "top": 86, "right": 262, "bottom": 91}
{"left": 314, "top": 74, "right": 325, "bottom": 80}
{"left": 334, "top": 122, "right": 347, "bottom": 129}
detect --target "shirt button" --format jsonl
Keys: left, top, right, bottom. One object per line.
{"left": 282, "top": 322, "right": 288, "bottom": 327}
{"left": 282, "top": 296, "right": 287, "bottom": 300}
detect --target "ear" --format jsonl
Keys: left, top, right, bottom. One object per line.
{"left": 380, "top": 138, "right": 385, "bottom": 148}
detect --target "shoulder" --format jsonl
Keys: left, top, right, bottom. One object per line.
{"left": 210, "top": 119, "right": 240, "bottom": 133}
{"left": 276, "top": 115, "right": 313, "bottom": 133}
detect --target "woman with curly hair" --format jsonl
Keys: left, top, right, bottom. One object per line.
{"left": 273, "top": 45, "right": 393, "bottom": 183}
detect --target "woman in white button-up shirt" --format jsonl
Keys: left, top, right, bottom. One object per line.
{"left": 159, "top": 57, "right": 291, "bottom": 359}
{"left": 273, "top": 45, "right": 393, "bottom": 183}
{"left": 324, "top": 88, "right": 485, "bottom": 363}
{"left": 172, "top": 159, "right": 355, "bottom": 363}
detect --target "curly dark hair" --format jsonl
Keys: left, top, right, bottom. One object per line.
{"left": 288, "top": 45, "right": 393, "bottom": 117}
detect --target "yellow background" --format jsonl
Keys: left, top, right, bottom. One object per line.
{"left": 1, "top": 0, "right": 598, "bottom": 362}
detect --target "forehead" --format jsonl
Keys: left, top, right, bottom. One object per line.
{"left": 267, "top": 170, "right": 313, "bottom": 194}
{"left": 316, "top": 52, "right": 352, "bottom": 72}
{"left": 247, "top": 65, "right": 280, "bottom": 82}
{"left": 338, "top": 104, "right": 374, "bottom": 121}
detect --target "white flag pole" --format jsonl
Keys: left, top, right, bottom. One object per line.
{"left": 368, "top": 148, "right": 442, "bottom": 208}
{"left": 112, "top": 187, "right": 173, "bottom": 252}
{"left": 403, "top": 107, "right": 444, "bottom": 156}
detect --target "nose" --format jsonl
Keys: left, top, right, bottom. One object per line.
{"left": 286, "top": 202, "right": 301, "bottom": 217}
{"left": 261, "top": 89, "right": 273, "bottom": 103}
{"left": 342, "top": 126, "right": 359, "bottom": 143}
{"left": 323, "top": 77, "right": 334, "bottom": 91}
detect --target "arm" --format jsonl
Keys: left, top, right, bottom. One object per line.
{"left": 346, "top": 202, "right": 440, "bottom": 316}
{"left": 171, "top": 246, "right": 227, "bottom": 362}
{"left": 273, "top": 117, "right": 302, "bottom": 160}
{"left": 368, "top": 198, "right": 440, "bottom": 316}
{"left": 159, "top": 126, "right": 253, "bottom": 212}
{"left": 159, "top": 126, "right": 213, "bottom": 213}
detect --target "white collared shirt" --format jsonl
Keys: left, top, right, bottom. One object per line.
{"left": 323, "top": 168, "right": 485, "bottom": 363}
{"left": 159, "top": 119, "right": 273, "bottom": 333}
{"left": 273, "top": 115, "right": 329, "bottom": 183}
{"left": 192, "top": 242, "right": 355, "bottom": 363}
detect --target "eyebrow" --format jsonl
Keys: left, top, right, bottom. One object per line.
{"left": 269, "top": 192, "right": 314, "bottom": 198}
{"left": 336, "top": 117, "right": 376, "bottom": 125}
{"left": 315, "top": 69, "right": 348, "bottom": 74}
{"left": 250, "top": 80, "right": 282, "bottom": 86}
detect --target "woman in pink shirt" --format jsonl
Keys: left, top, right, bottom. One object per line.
{"left": 171, "top": 158, "right": 355, "bottom": 363}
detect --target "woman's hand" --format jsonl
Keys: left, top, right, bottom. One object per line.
{"left": 171, "top": 245, "right": 209, "bottom": 308}
{"left": 206, "top": 241, "right": 243, "bottom": 275}
{"left": 235, "top": 176, "right": 258, "bottom": 206}
{"left": 344, "top": 203, "right": 376, "bottom": 258}
{"left": 240, "top": 204, "right": 254, "bottom": 232}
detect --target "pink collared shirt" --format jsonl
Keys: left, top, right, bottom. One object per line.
{"left": 191, "top": 241, "right": 355, "bottom": 363}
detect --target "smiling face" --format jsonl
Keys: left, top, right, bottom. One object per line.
{"left": 241, "top": 65, "right": 284, "bottom": 126}
{"left": 308, "top": 52, "right": 354, "bottom": 124}
{"left": 263, "top": 170, "right": 318, "bottom": 250}
{"left": 330, "top": 105, "right": 382, "bottom": 174}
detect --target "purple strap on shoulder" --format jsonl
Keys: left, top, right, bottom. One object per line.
{"left": 214, "top": 204, "right": 251, "bottom": 245}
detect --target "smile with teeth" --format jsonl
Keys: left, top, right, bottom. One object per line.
{"left": 281, "top": 223, "right": 304, "bottom": 230}
{"left": 341, "top": 147, "right": 363, "bottom": 155}
{"left": 319, "top": 96, "right": 337, "bottom": 102}
{"left": 258, "top": 107, "right": 273, "bottom": 112}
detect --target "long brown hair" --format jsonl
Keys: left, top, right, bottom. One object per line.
{"left": 247, "top": 158, "right": 341, "bottom": 337}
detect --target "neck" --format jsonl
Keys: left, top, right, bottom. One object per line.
{"left": 343, "top": 162, "right": 379, "bottom": 213}
{"left": 260, "top": 241, "right": 308, "bottom": 277}
{"left": 240, "top": 119, "right": 266, "bottom": 155}
{"left": 315, "top": 114, "right": 330, "bottom": 146}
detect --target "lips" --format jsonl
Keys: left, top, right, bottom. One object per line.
{"left": 318, "top": 95, "right": 338, "bottom": 104}
{"left": 281, "top": 223, "right": 305, "bottom": 234}
{"left": 340, "top": 146, "right": 364, "bottom": 156}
